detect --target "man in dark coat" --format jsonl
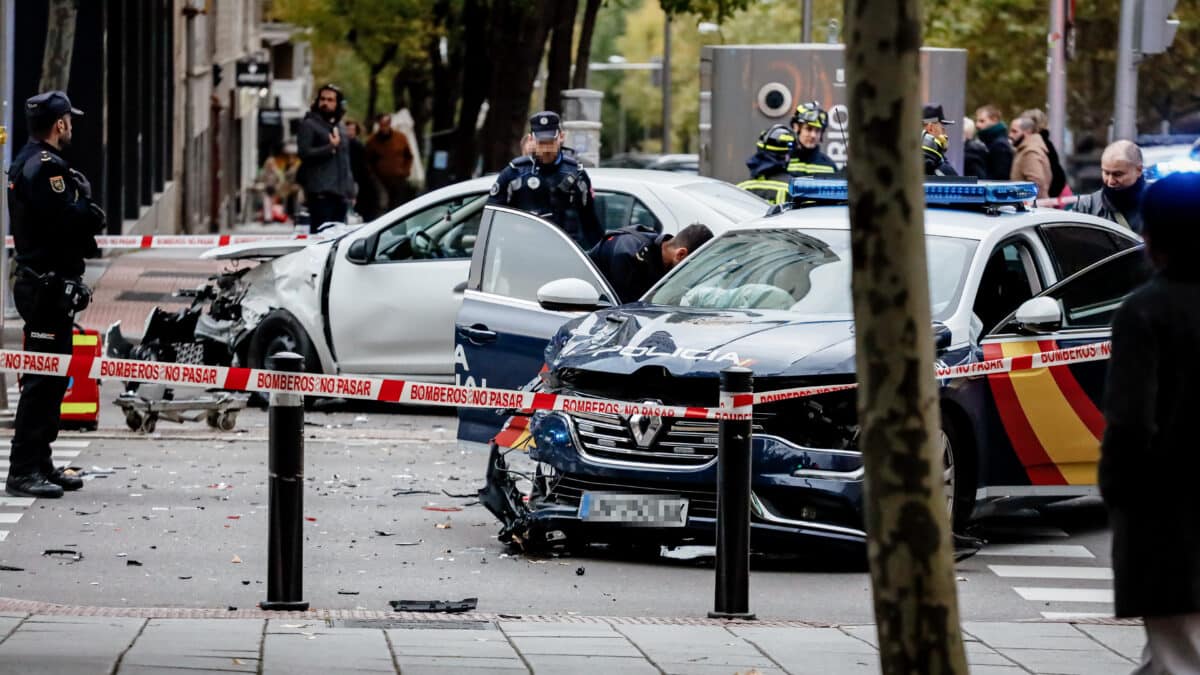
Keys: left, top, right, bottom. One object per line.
{"left": 973, "top": 104, "right": 1014, "bottom": 180}
{"left": 297, "top": 84, "right": 356, "bottom": 233}
{"left": 1100, "top": 170, "right": 1200, "bottom": 672}
{"left": 962, "top": 118, "right": 989, "bottom": 178}
{"left": 1074, "top": 140, "right": 1146, "bottom": 234}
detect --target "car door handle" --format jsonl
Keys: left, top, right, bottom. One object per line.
{"left": 452, "top": 281, "right": 468, "bottom": 294}
{"left": 458, "top": 325, "right": 497, "bottom": 344}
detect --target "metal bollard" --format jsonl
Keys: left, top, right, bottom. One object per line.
{"left": 709, "top": 366, "right": 755, "bottom": 620}
{"left": 260, "top": 352, "right": 309, "bottom": 611}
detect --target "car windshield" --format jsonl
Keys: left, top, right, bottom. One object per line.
{"left": 676, "top": 182, "right": 769, "bottom": 223}
{"left": 647, "top": 228, "right": 977, "bottom": 320}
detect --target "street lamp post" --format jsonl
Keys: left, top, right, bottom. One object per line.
{"left": 662, "top": 14, "right": 672, "bottom": 155}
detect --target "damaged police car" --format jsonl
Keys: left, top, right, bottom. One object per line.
{"left": 467, "top": 180, "right": 1147, "bottom": 553}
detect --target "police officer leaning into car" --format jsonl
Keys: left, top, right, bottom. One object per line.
{"left": 487, "top": 111, "right": 604, "bottom": 249}
{"left": 5, "top": 91, "right": 103, "bottom": 498}
{"left": 587, "top": 223, "right": 714, "bottom": 305}
{"left": 787, "top": 101, "right": 839, "bottom": 177}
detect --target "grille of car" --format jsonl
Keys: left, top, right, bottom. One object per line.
{"left": 546, "top": 473, "right": 719, "bottom": 519}
{"left": 569, "top": 410, "right": 762, "bottom": 468}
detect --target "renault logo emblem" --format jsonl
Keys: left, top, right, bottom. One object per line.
{"left": 629, "top": 404, "right": 664, "bottom": 448}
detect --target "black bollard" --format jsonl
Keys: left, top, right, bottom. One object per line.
{"left": 709, "top": 366, "right": 755, "bottom": 620}
{"left": 260, "top": 352, "right": 309, "bottom": 611}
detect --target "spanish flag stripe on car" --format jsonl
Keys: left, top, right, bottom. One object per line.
{"left": 983, "top": 341, "right": 1068, "bottom": 486}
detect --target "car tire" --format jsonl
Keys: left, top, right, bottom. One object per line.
{"left": 247, "top": 310, "right": 321, "bottom": 373}
{"left": 941, "top": 412, "right": 976, "bottom": 533}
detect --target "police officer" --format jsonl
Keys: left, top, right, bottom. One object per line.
{"left": 587, "top": 223, "right": 714, "bottom": 304}
{"left": 922, "top": 103, "right": 958, "bottom": 177}
{"left": 5, "top": 91, "right": 103, "bottom": 498}
{"left": 738, "top": 125, "right": 795, "bottom": 204}
{"left": 487, "top": 111, "right": 604, "bottom": 249}
{"left": 787, "top": 101, "right": 839, "bottom": 177}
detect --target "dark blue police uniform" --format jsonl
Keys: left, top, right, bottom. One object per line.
{"left": 6, "top": 91, "right": 102, "bottom": 497}
{"left": 487, "top": 111, "right": 604, "bottom": 249}
{"left": 587, "top": 226, "right": 669, "bottom": 304}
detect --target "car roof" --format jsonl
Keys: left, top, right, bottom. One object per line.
{"left": 729, "top": 204, "right": 1136, "bottom": 241}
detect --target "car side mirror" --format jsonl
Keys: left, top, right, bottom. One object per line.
{"left": 536, "top": 278, "right": 611, "bottom": 312}
{"left": 932, "top": 322, "right": 952, "bottom": 353}
{"left": 345, "top": 237, "right": 371, "bottom": 264}
{"left": 1015, "top": 297, "right": 1063, "bottom": 333}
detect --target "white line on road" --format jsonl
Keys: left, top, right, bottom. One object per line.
{"left": 0, "top": 441, "right": 89, "bottom": 449}
{"left": 1014, "top": 587, "right": 1114, "bottom": 603}
{"left": 979, "top": 525, "right": 1071, "bottom": 538}
{"left": 1041, "top": 612, "right": 1114, "bottom": 620}
{"left": 0, "top": 498, "right": 35, "bottom": 508}
{"left": 0, "top": 531, "right": 7, "bottom": 542}
{"left": 0, "top": 513, "right": 22, "bottom": 524}
{"left": 977, "top": 544, "right": 1095, "bottom": 558}
{"left": 989, "top": 565, "right": 1113, "bottom": 580}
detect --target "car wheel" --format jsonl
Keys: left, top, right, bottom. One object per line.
{"left": 247, "top": 310, "right": 320, "bottom": 373}
{"left": 941, "top": 416, "right": 976, "bottom": 532}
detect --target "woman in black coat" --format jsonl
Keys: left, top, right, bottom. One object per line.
{"left": 1101, "top": 171, "right": 1200, "bottom": 672}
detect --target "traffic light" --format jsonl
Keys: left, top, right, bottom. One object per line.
{"left": 1139, "top": 0, "right": 1180, "bottom": 55}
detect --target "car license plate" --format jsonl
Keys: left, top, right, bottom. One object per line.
{"left": 578, "top": 492, "right": 689, "bottom": 527}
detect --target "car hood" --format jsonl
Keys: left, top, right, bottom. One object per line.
{"left": 549, "top": 304, "right": 857, "bottom": 378}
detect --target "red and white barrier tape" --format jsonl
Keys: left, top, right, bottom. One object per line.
{"left": 4, "top": 234, "right": 320, "bottom": 250}
{"left": 0, "top": 340, "right": 1112, "bottom": 420}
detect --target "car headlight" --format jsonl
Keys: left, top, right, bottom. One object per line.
{"left": 532, "top": 413, "right": 572, "bottom": 448}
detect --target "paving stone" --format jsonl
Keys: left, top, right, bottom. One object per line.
{"left": 964, "top": 621, "right": 1098, "bottom": 651}
{"left": 967, "top": 667, "right": 1029, "bottom": 675}
{"left": 389, "top": 655, "right": 528, "bottom": 673}
{"left": 1075, "top": 624, "right": 1146, "bottom": 661}
{"left": 0, "top": 615, "right": 145, "bottom": 675}
{"left": 509, "top": 635, "right": 642, "bottom": 657}
{"left": 386, "top": 628, "right": 521, "bottom": 659}
{"left": 966, "top": 640, "right": 1020, "bottom": 667}
{"left": 263, "top": 627, "right": 395, "bottom": 674}
{"left": 0, "top": 614, "right": 25, "bottom": 641}
{"left": 656, "top": 664, "right": 787, "bottom": 675}
{"left": 1001, "top": 647, "right": 1136, "bottom": 675}
{"left": 499, "top": 621, "right": 618, "bottom": 638}
{"left": 525, "top": 654, "right": 659, "bottom": 674}
{"left": 119, "top": 618, "right": 261, "bottom": 673}
{"left": 733, "top": 625, "right": 876, "bottom": 654}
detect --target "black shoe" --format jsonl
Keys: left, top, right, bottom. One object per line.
{"left": 5, "top": 474, "right": 64, "bottom": 499}
{"left": 46, "top": 467, "right": 83, "bottom": 492}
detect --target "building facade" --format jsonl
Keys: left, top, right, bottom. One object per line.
{"left": 2, "top": 0, "right": 267, "bottom": 235}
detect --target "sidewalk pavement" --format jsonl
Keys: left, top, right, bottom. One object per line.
{"left": 0, "top": 600, "right": 1145, "bottom": 674}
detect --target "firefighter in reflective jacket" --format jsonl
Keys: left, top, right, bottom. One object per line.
{"left": 787, "top": 101, "right": 839, "bottom": 177}
{"left": 487, "top": 111, "right": 604, "bottom": 249}
{"left": 737, "top": 125, "right": 795, "bottom": 204}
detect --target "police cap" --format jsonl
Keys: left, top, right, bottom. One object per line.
{"left": 529, "top": 111, "right": 561, "bottom": 140}
{"left": 25, "top": 90, "right": 84, "bottom": 121}
{"left": 922, "top": 103, "right": 954, "bottom": 125}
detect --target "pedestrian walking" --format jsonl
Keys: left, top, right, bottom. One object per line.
{"left": 1100, "top": 170, "right": 1200, "bottom": 674}
{"left": 962, "top": 118, "right": 989, "bottom": 178}
{"left": 737, "top": 125, "right": 795, "bottom": 204}
{"left": 1020, "top": 108, "right": 1070, "bottom": 198}
{"left": 297, "top": 84, "right": 356, "bottom": 233}
{"left": 973, "top": 105, "right": 1014, "bottom": 180}
{"left": 587, "top": 223, "right": 713, "bottom": 304}
{"left": 786, "top": 101, "right": 839, "bottom": 177}
{"left": 345, "top": 120, "right": 383, "bottom": 222}
{"left": 5, "top": 91, "right": 103, "bottom": 498}
{"left": 487, "top": 111, "right": 604, "bottom": 249}
{"left": 258, "top": 141, "right": 301, "bottom": 223}
{"left": 1073, "top": 140, "right": 1147, "bottom": 234}
{"left": 1008, "top": 117, "right": 1052, "bottom": 197}
{"left": 365, "top": 113, "right": 414, "bottom": 211}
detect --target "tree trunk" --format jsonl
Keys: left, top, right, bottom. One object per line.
{"left": 844, "top": 0, "right": 969, "bottom": 671}
{"left": 543, "top": 0, "right": 578, "bottom": 112}
{"left": 572, "top": 0, "right": 602, "bottom": 89}
{"left": 479, "top": 0, "right": 553, "bottom": 173}
{"left": 450, "top": 0, "right": 493, "bottom": 181}
{"left": 40, "top": 0, "right": 77, "bottom": 92}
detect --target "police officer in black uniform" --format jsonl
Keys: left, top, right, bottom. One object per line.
{"left": 487, "top": 111, "right": 604, "bottom": 249}
{"left": 587, "top": 223, "right": 714, "bottom": 304}
{"left": 5, "top": 91, "right": 103, "bottom": 498}
{"left": 922, "top": 103, "right": 958, "bottom": 177}
{"left": 787, "top": 101, "right": 839, "bottom": 177}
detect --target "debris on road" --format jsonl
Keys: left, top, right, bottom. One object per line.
{"left": 392, "top": 489, "right": 437, "bottom": 496}
{"left": 576, "top": 567, "right": 586, "bottom": 576}
{"left": 42, "top": 549, "right": 83, "bottom": 562}
{"left": 422, "top": 505, "right": 462, "bottom": 513}
{"left": 394, "top": 540, "right": 422, "bottom": 546}
{"left": 127, "top": 560, "right": 143, "bottom": 567}
{"left": 0, "top": 564, "right": 25, "bottom": 572}
{"left": 231, "top": 555, "right": 242, "bottom": 564}
{"left": 304, "top": 517, "right": 317, "bottom": 522}
{"left": 435, "top": 522, "right": 452, "bottom": 530}
{"left": 389, "top": 598, "right": 478, "bottom": 613}
{"left": 337, "top": 590, "right": 360, "bottom": 595}
{"left": 441, "top": 489, "right": 477, "bottom": 499}
{"left": 374, "top": 530, "right": 395, "bottom": 537}
{"left": 661, "top": 545, "right": 716, "bottom": 561}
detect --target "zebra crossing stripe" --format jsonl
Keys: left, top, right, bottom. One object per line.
{"left": 0, "top": 441, "right": 89, "bottom": 450}
{"left": 0, "top": 513, "right": 22, "bottom": 525}
{"left": 0, "top": 498, "right": 34, "bottom": 508}
{"left": 988, "top": 565, "right": 1112, "bottom": 580}
{"left": 1014, "top": 587, "right": 1114, "bottom": 603}
{"left": 977, "top": 544, "right": 1095, "bottom": 558}
{"left": 0, "top": 531, "right": 7, "bottom": 542}
{"left": 1041, "top": 611, "right": 1114, "bottom": 620}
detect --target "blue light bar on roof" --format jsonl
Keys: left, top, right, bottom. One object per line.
{"left": 789, "top": 179, "right": 1039, "bottom": 205}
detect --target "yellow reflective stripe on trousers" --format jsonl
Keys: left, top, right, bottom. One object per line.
{"left": 61, "top": 402, "right": 98, "bottom": 414}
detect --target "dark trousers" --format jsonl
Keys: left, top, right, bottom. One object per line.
{"left": 306, "top": 194, "right": 349, "bottom": 234}
{"left": 10, "top": 278, "right": 73, "bottom": 478}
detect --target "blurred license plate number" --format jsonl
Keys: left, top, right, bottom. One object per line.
{"left": 578, "top": 493, "right": 689, "bottom": 526}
